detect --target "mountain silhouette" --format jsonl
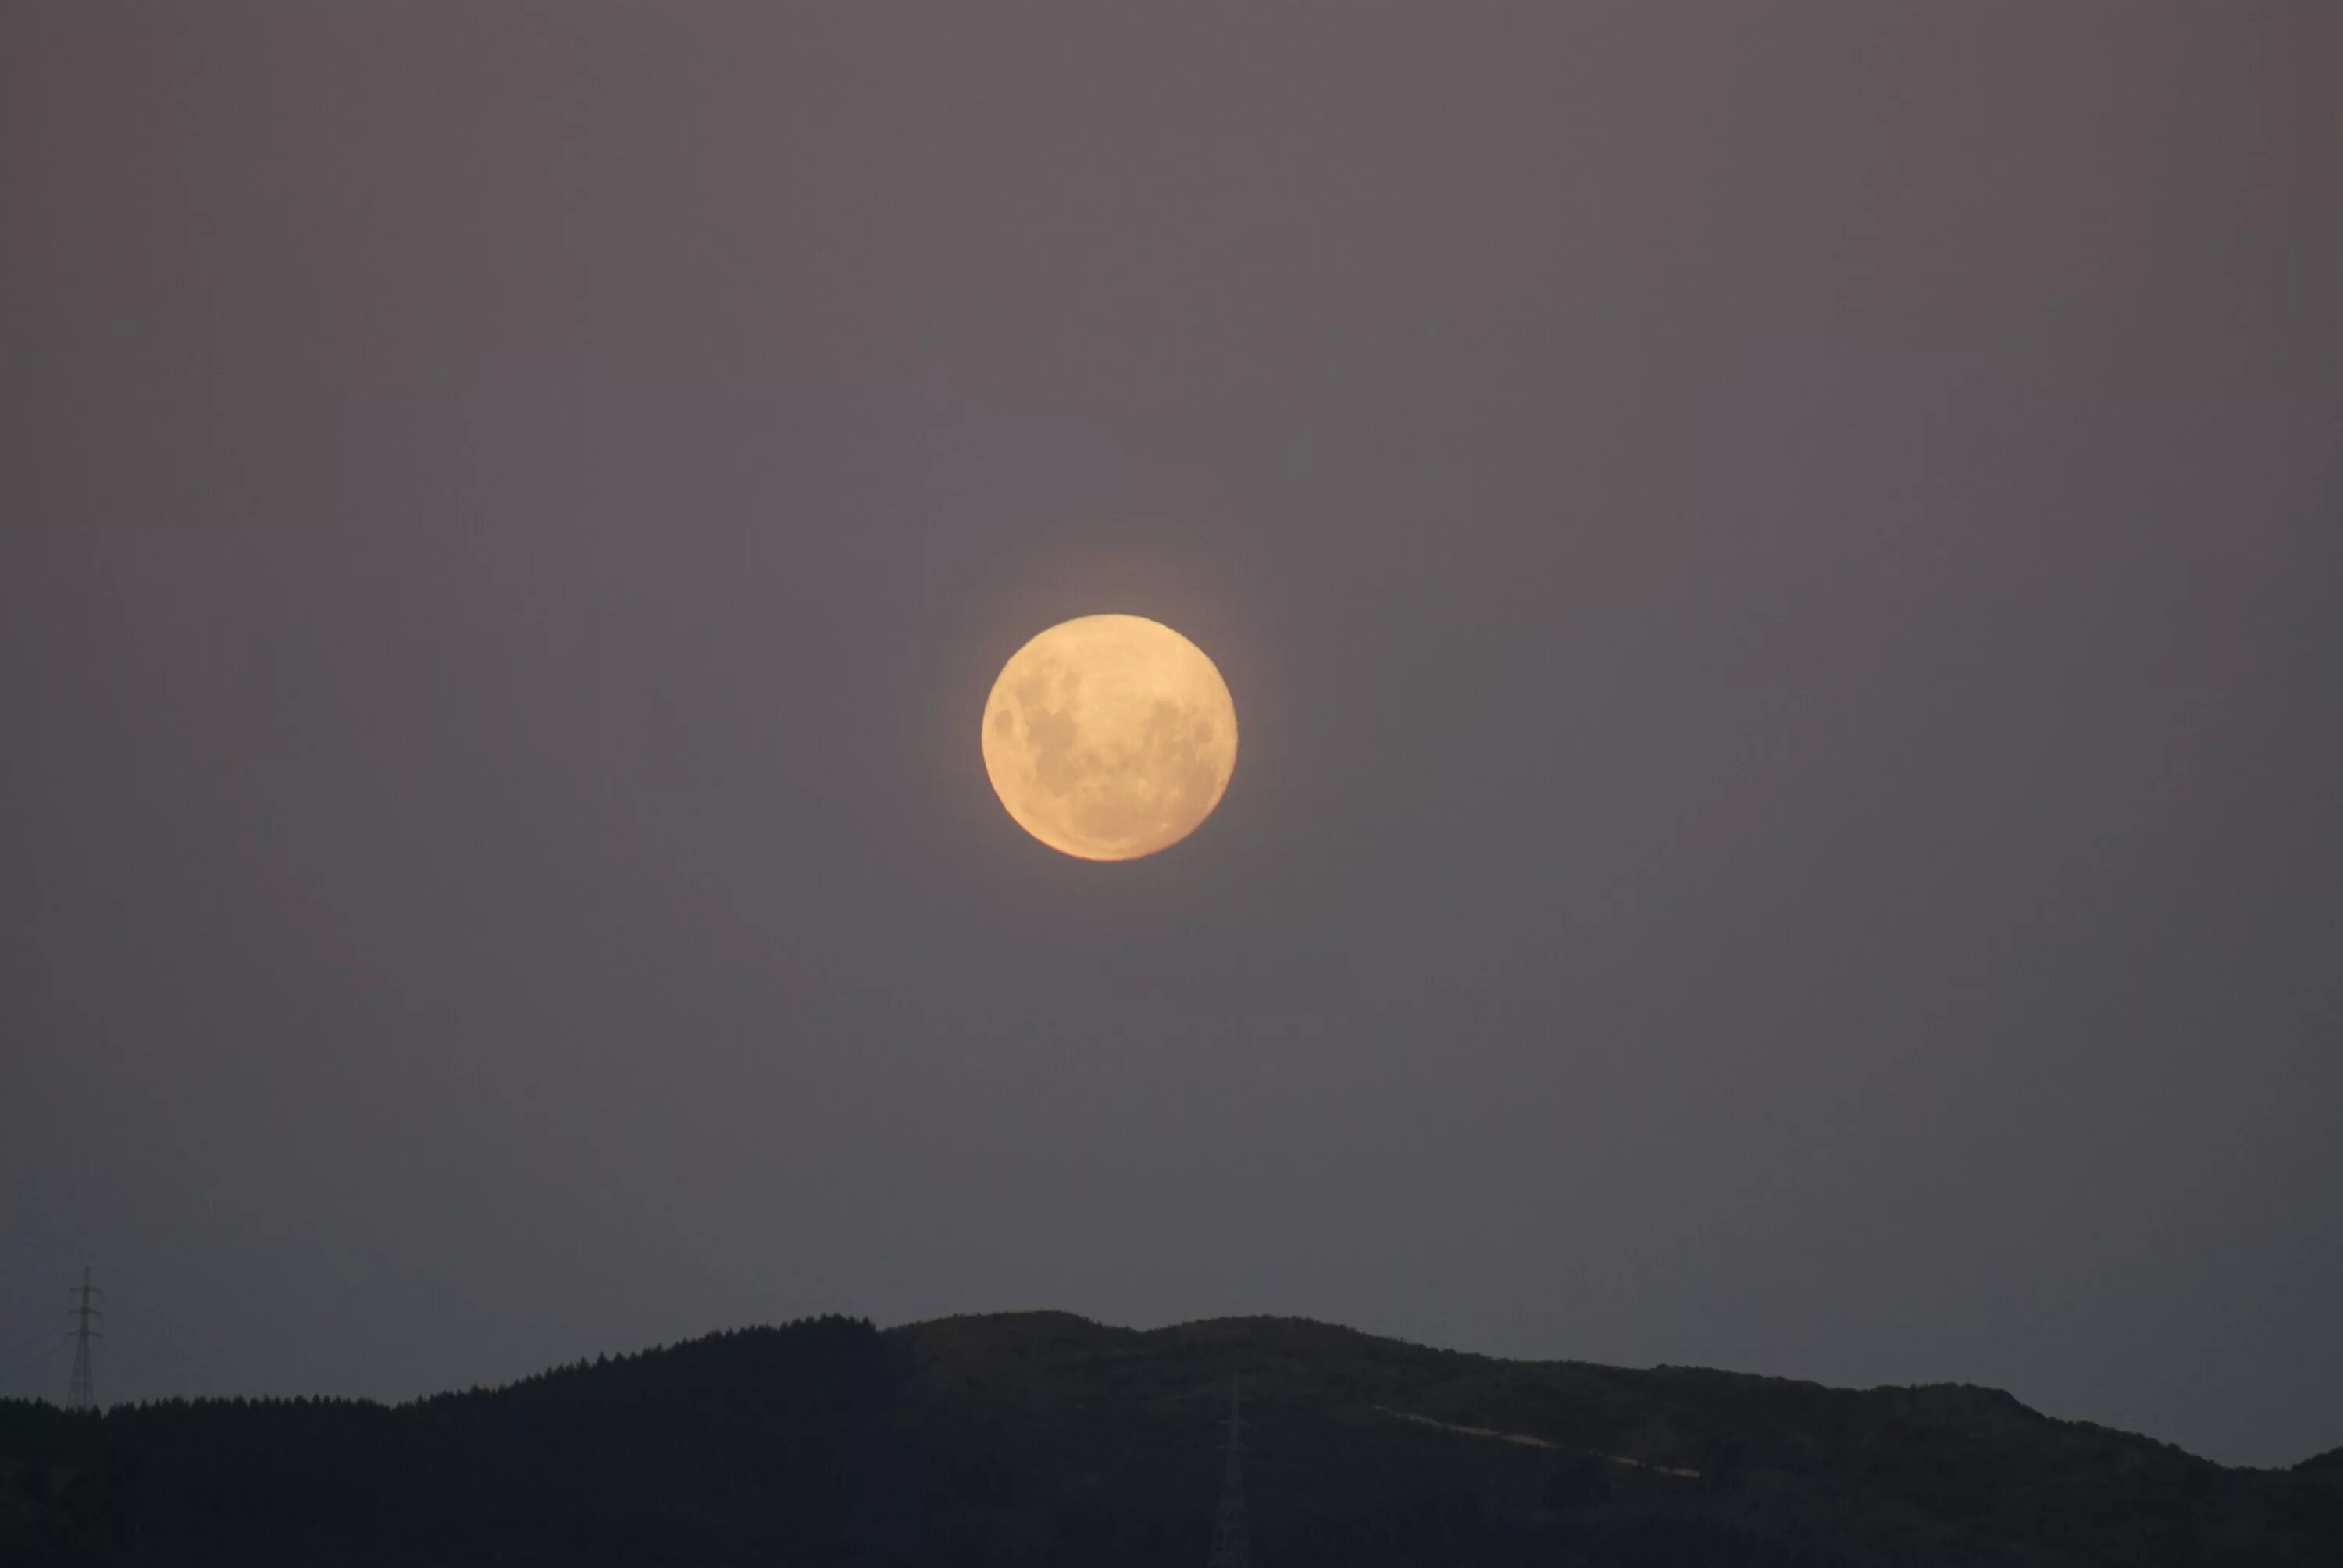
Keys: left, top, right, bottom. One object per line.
{"left": 4, "top": 1311, "right": 2338, "bottom": 1566}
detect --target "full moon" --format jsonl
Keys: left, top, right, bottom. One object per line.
{"left": 981, "top": 614, "right": 1239, "bottom": 861}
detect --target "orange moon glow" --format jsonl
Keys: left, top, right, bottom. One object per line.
{"left": 981, "top": 615, "right": 1239, "bottom": 861}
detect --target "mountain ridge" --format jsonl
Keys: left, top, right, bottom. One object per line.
{"left": 4, "top": 1310, "right": 2338, "bottom": 1565}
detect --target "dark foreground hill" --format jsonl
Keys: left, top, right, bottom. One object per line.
{"left": 4, "top": 1312, "right": 2338, "bottom": 1566}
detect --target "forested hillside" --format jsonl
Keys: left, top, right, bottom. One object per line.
{"left": 4, "top": 1311, "right": 2338, "bottom": 1566}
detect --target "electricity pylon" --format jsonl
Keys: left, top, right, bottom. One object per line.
{"left": 66, "top": 1267, "right": 101, "bottom": 1412}
{"left": 1205, "top": 1374, "right": 1250, "bottom": 1568}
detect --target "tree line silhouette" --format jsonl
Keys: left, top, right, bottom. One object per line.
{"left": 5, "top": 1310, "right": 2341, "bottom": 1566}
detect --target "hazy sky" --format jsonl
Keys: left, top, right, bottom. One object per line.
{"left": 4, "top": 4, "right": 2338, "bottom": 1467}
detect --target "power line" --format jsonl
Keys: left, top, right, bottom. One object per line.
{"left": 109, "top": 1321, "right": 200, "bottom": 1396}
{"left": 0, "top": 1321, "right": 65, "bottom": 1368}
{"left": 0, "top": 1336, "right": 68, "bottom": 1385}
{"left": 109, "top": 1313, "right": 198, "bottom": 1370}
{"left": 102, "top": 1327, "right": 200, "bottom": 1403}
{"left": 0, "top": 1318, "right": 65, "bottom": 1367}
{"left": 1205, "top": 1374, "right": 1250, "bottom": 1568}
{"left": 66, "top": 1266, "right": 102, "bottom": 1412}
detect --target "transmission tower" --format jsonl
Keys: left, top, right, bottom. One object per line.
{"left": 66, "top": 1267, "right": 102, "bottom": 1412}
{"left": 1205, "top": 1374, "right": 1250, "bottom": 1568}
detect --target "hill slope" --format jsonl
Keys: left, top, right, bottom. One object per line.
{"left": 2, "top": 1311, "right": 2337, "bottom": 1566}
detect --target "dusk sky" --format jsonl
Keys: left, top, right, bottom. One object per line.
{"left": 4, "top": 4, "right": 2338, "bottom": 1469}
